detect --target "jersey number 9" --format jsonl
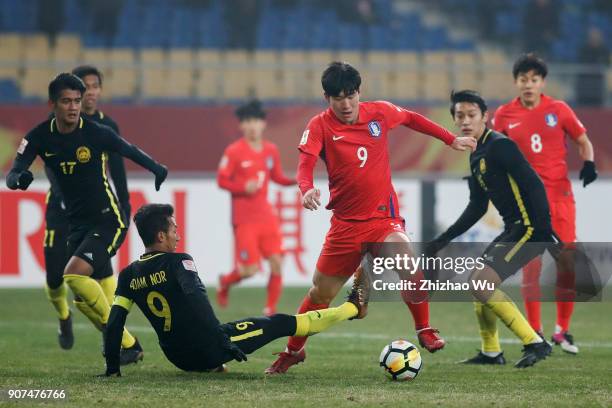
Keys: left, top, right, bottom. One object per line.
{"left": 147, "top": 291, "right": 172, "bottom": 331}
{"left": 357, "top": 146, "right": 368, "bottom": 168}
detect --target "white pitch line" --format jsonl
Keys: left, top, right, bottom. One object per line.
{"left": 2, "top": 321, "right": 612, "bottom": 349}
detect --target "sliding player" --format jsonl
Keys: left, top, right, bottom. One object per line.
{"left": 100, "top": 203, "right": 367, "bottom": 376}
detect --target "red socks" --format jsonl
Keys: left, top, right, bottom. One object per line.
{"left": 400, "top": 270, "right": 430, "bottom": 331}
{"left": 221, "top": 269, "right": 242, "bottom": 287}
{"left": 522, "top": 256, "right": 575, "bottom": 333}
{"left": 522, "top": 258, "right": 543, "bottom": 332}
{"left": 266, "top": 274, "right": 283, "bottom": 311}
{"left": 286, "top": 295, "right": 329, "bottom": 352}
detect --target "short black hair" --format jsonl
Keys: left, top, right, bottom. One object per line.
{"left": 321, "top": 61, "right": 361, "bottom": 97}
{"left": 133, "top": 204, "right": 175, "bottom": 246}
{"left": 72, "top": 65, "right": 103, "bottom": 86}
{"left": 48, "top": 73, "right": 86, "bottom": 102}
{"left": 450, "top": 90, "right": 488, "bottom": 116}
{"left": 512, "top": 53, "right": 548, "bottom": 79}
{"left": 235, "top": 99, "right": 266, "bottom": 121}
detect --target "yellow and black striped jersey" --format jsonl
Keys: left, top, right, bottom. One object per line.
{"left": 114, "top": 251, "right": 224, "bottom": 351}
{"left": 8, "top": 117, "right": 160, "bottom": 225}
{"left": 436, "top": 129, "right": 552, "bottom": 242}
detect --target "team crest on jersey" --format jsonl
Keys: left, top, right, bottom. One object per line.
{"left": 240, "top": 250, "right": 249, "bottom": 261}
{"left": 545, "top": 113, "right": 558, "bottom": 127}
{"left": 479, "top": 158, "right": 486, "bottom": 174}
{"left": 368, "top": 121, "right": 382, "bottom": 137}
{"left": 266, "top": 156, "right": 273, "bottom": 169}
{"left": 76, "top": 146, "right": 91, "bottom": 163}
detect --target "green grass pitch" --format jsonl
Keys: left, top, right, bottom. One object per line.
{"left": 1, "top": 288, "right": 611, "bottom": 407}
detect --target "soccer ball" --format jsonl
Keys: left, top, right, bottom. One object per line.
{"left": 379, "top": 339, "right": 422, "bottom": 381}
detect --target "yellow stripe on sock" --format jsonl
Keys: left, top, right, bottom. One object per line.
{"left": 485, "top": 290, "right": 539, "bottom": 345}
{"left": 230, "top": 329, "right": 263, "bottom": 342}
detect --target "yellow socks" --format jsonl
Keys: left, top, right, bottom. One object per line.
{"left": 294, "top": 302, "right": 358, "bottom": 336}
{"left": 64, "top": 274, "right": 110, "bottom": 325}
{"left": 45, "top": 283, "right": 70, "bottom": 320}
{"left": 474, "top": 301, "right": 501, "bottom": 353}
{"left": 74, "top": 299, "right": 103, "bottom": 330}
{"left": 98, "top": 276, "right": 136, "bottom": 348}
{"left": 99, "top": 275, "right": 118, "bottom": 305}
{"left": 483, "top": 289, "right": 540, "bottom": 345}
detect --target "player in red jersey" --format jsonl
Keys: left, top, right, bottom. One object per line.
{"left": 217, "top": 100, "right": 296, "bottom": 315}
{"left": 265, "top": 61, "right": 476, "bottom": 374}
{"left": 493, "top": 54, "right": 597, "bottom": 354}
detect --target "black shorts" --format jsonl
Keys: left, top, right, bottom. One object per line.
{"left": 162, "top": 315, "right": 295, "bottom": 371}
{"left": 44, "top": 204, "right": 69, "bottom": 288}
{"left": 67, "top": 222, "right": 127, "bottom": 279}
{"left": 482, "top": 225, "right": 559, "bottom": 281}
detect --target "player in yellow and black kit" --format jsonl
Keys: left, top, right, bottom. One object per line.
{"left": 43, "top": 65, "right": 133, "bottom": 353}
{"left": 101, "top": 204, "right": 367, "bottom": 376}
{"left": 6, "top": 73, "right": 167, "bottom": 363}
{"left": 427, "top": 90, "right": 558, "bottom": 368}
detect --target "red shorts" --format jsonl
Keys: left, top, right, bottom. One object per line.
{"left": 234, "top": 220, "right": 282, "bottom": 266}
{"left": 549, "top": 199, "right": 576, "bottom": 243}
{"left": 316, "top": 216, "right": 406, "bottom": 277}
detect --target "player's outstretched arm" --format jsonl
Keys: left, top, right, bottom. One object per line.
{"left": 100, "top": 304, "right": 129, "bottom": 377}
{"left": 427, "top": 176, "right": 488, "bottom": 254}
{"left": 108, "top": 152, "right": 131, "bottom": 222}
{"left": 297, "top": 151, "right": 320, "bottom": 210}
{"left": 270, "top": 147, "right": 297, "bottom": 186}
{"left": 94, "top": 127, "right": 167, "bottom": 191}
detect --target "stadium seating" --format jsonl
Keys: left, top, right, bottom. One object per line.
{"left": 0, "top": 0, "right": 604, "bottom": 103}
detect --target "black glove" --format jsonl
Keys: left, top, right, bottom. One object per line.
{"left": 579, "top": 160, "right": 597, "bottom": 187}
{"left": 17, "top": 170, "right": 34, "bottom": 190}
{"left": 121, "top": 202, "right": 132, "bottom": 227}
{"left": 220, "top": 335, "right": 247, "bottom": 362}
{"left": 154, "top": 165, "right": 168, "bottom": 191}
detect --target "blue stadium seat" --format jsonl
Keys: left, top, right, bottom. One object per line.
{"left": 0, "top": 79, "right": 21, "bottom": 102}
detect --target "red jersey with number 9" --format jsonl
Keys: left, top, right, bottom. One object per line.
{"left": 298, "top": 101, "right": 420, "bottom": 221}
{"left": 493, "top": 94, "right": 586, "bottom": 199}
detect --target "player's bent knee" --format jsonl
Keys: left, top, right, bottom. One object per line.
{"left": 267, "top": 255, "right": 283, "bottom": 275}
{"left": 240, "top": 265, "right": 258, "bottom": 277}
{"left": 309, "top": 270, "right": 346, "bottom": 304}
